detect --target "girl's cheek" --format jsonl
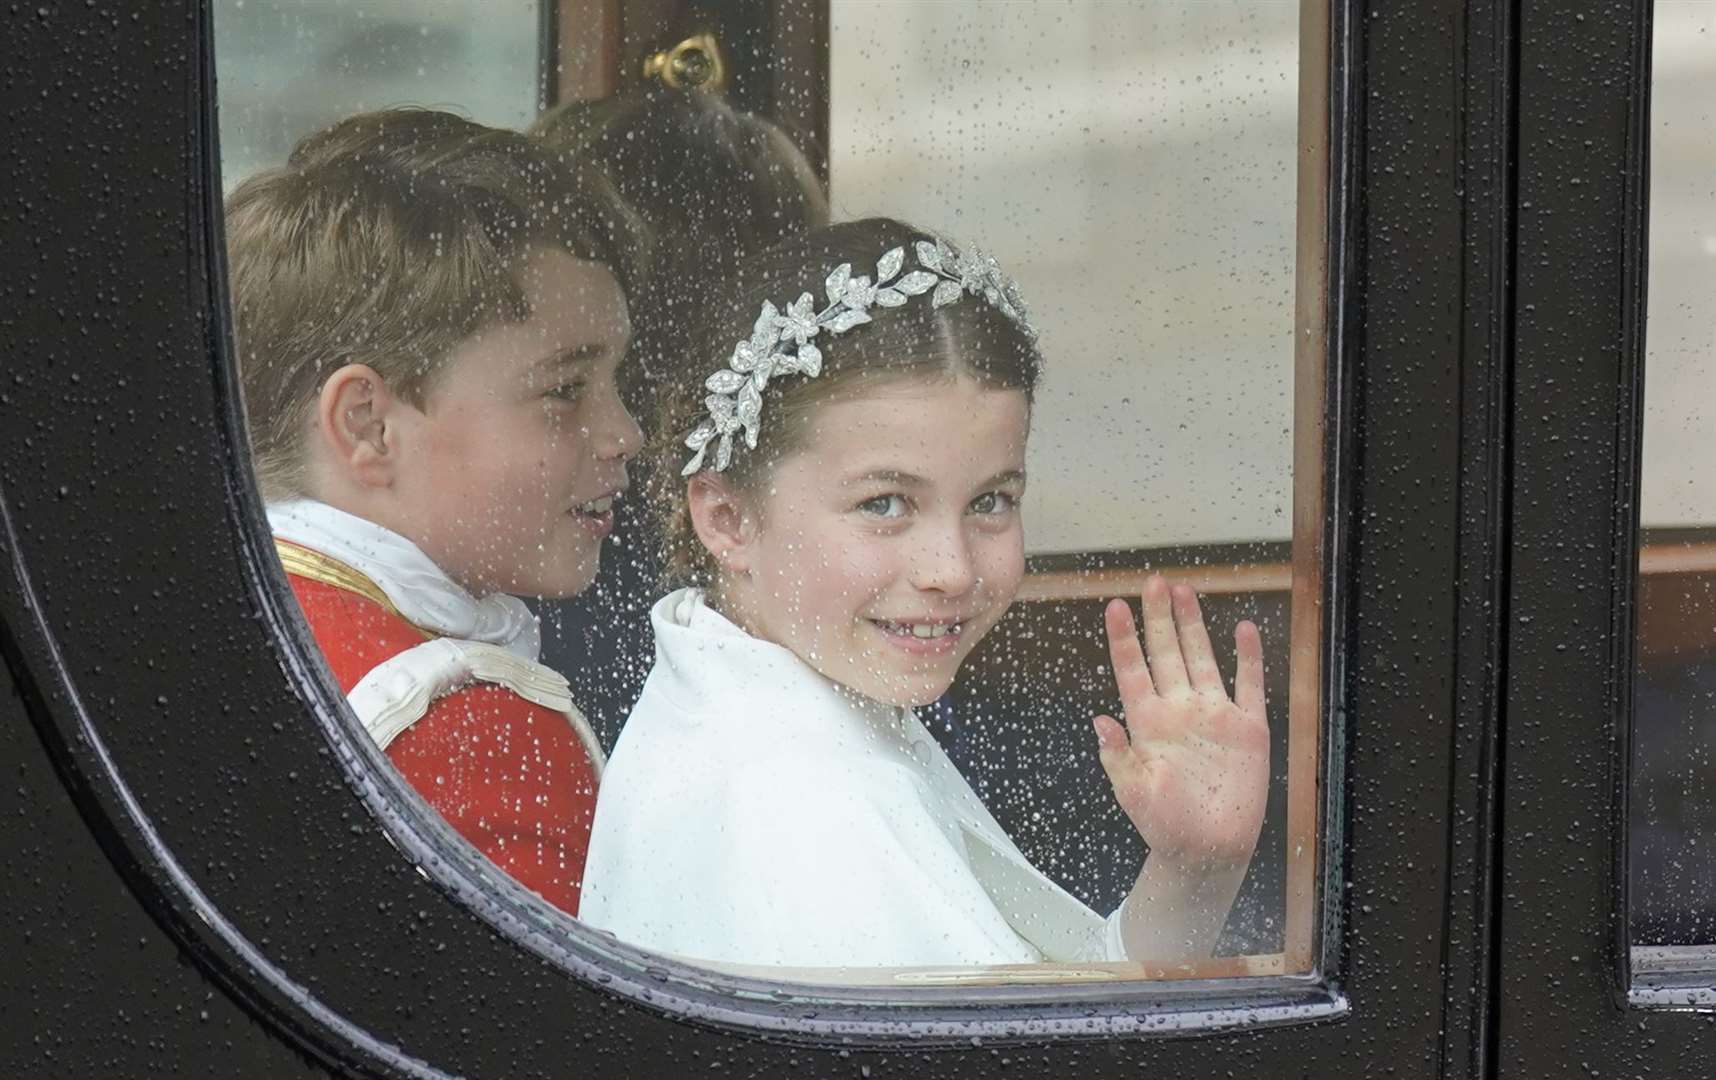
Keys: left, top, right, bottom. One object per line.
{"left": 978, "top": 533, "right": 1026, "bottom": 596}
{"left": 831, "top": 543, "right": 895, "bottom": 598}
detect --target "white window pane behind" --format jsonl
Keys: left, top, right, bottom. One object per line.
{"left": 1642, "top": 4, "right": 1716, "bottom": 530}
{"left": 1632, "top": 0, "right": 1716, "bottom": 962}
{"left": 830, "top": 1, "right": 1298, "bottom": 554}
{"left": 213, "top": 0, "right": 539, "bottom": 188}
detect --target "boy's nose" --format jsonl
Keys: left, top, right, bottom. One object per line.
{"left": 591, "top": 387, "right": 643, "bottom": 460}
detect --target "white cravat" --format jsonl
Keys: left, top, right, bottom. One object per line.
{"left": 267, "top": 498, "right": 541, "bottom": 660}
{"left": 266, "top": 499, "right": 601, "bottom": 768}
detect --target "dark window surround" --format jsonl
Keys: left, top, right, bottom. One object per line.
{"left": 0, "top": 0, "right": 1561, "bottom": 1075}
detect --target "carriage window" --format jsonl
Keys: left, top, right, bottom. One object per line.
{"left": 213, "top": 0, "right": 1334, "bottom": 1000}
{"left": 1631, "top": 0, "right": 1716, "bottom": 989}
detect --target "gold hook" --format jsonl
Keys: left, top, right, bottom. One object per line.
{"left": 642, "top": 32, "right": 727, "bottom": 92}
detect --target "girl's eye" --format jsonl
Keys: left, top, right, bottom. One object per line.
{"left": 547, "top": 381, "right": 586, "bottom": 404}
{"left": 970, "top": 491, "right": 1018, "bottom": 515}
{"left": 857, "top": 493, "right": 910, "bottom": 519}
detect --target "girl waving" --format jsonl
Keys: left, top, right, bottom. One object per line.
{"left": 582, "top": 218, "right": 1270, "bottom": 970}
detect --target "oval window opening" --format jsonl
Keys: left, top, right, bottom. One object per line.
{"left": 210, "top": 0, "right": 1340, "bottom": 1023}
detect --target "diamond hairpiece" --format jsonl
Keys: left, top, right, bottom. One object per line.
{"left": 682, "top": 236, "right": 1034, "bottom": 476}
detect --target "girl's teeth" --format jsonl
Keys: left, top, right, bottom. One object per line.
{"left": 893, "top": 622, "right": 956, "bottom": 639}
{"left": 579, "top": 496, "right": 613, "bottom": 514}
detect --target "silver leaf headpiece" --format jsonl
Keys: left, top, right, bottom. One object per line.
{"left": 681, "top": 236, "right": 1034, "bottom": 476}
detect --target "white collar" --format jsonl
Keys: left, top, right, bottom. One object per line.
{"left": 267, "top": 498, "right": 541, "bottom": 660}
{"left": 646, "top": 587, "right": 908, "bottom": 735}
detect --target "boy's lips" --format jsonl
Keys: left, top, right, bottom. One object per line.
{"left": 568, "top": 488, "right": 624, "bottom": 537}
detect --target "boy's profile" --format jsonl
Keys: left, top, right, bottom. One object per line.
{"left": 225, "top": 108, "right": 645, "bottom": 915}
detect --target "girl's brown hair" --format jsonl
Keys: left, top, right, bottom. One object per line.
{"left": 648, "top": 217, "right": 1044, "bottom": 584}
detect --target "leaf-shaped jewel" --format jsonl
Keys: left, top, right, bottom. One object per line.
{"left": 684, "top": 420, "right": 715, "bottom": 450}
{"left": 873, "top": 288, "right": 906, "bottom": 307}
{"left": 730, "top": 340, "right": 759, "bottom": 373}
{"left": 954, "top": 248, "right": 986, "bottom": 289}
{"left": 736, "top": 381, "right": 763, "bottom": 439}
{"left": 706, "top": 369, "right": 748, "bottom": 393}
{"left": 931, "top": 279, "right": 964, "bottom": 308}
{"left": 823, "top": 309, "right": 872, "bottom": 333}
{"left": 781, "top": 292, "right": 820, "bottom": 345}
{"left": 753, "top": 300, "right": 779, "bottom": 341}
{"left": 825, "top": 263, "right": 852, "bottom": 304}
{"left": 706, "top": 393, "right": 736, "bottom": 428}
{"left": 876, "top": 246, "right": 904, "bottom": 284}
{"left": 715, "top": 432, "right": 734, "bottom": 472}
{"left": 750, "top": 321, "right": 781, "bottom": 357}
{"left": 916, "top": 240, "right": 942, "bottom": 270}
{"left": 894, "top": 270, "right": 937, "bottom": 296}
{"left": 797, "top": 342, "right": 822, "bottom": 377}
{"left": 754, "top": 352, "right": 791, "bottom": 390}
{"left": 935, "top": 238, "right": 957, "bottom": 269}
{"left": 682, "top": 443, "right": 709, "bottom": 476}
{"left": 841, "top": 275, "right": 876, "bottom": 310}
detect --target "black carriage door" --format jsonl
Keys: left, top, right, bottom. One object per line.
{"left": 1497, "top": 0, "right": 1716, "bottom": 1075}
{"left": 0, "top": 0, "right": 1694, "bottom": 1077}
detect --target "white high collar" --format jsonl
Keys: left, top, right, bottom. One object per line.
{"left": 267, "top": 498, "right": 541, "bottom": 660}
{"left": 646, "top": 587, "right": 911, "bottom": 741}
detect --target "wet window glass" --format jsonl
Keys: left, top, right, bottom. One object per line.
{"left": 1632, "top": 0, "right": 1716, "bottom": 984}
{"left": 213, "top": 0, "right": 1332, "bottom": 993}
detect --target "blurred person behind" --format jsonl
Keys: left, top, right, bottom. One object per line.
{"left": 531, "top": 84, "right": 830, "bottom": 748}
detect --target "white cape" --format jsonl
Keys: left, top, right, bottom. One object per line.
{"left": 581, "top": 588, "right": 1123, "bottom": 969}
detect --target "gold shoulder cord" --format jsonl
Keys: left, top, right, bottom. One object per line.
{"left": 273, "top": 539, "right": 435, "bottom": 639}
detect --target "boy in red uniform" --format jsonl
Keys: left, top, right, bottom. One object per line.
{"left": 225, "top": 109, "right": 646, "bottom": 915}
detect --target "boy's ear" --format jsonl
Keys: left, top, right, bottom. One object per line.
{"left": 314, "top": 364, "right": 403, "bottom": 489}
{"left": 686, "top": 472, "right": 758, "bottom": 575}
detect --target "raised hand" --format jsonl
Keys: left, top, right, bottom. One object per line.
{"left": 1093, "top": 574, "right": 1270, "bottom": 868}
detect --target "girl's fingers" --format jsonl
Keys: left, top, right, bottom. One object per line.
{"left": 1092, "top": 713, "right": 1129, "bottom": 752}
{"left": 1104, "top": 598, "right": 1153, "bottom": 706}
{"left": 1140, "top": 574, "right": 1190, "bottom": 694}
{"left": 1233, "top": 619, "right": 1267, "bottom": 720}
{"left": 1171, "top": 583, "right": 1224, "bottom": 694}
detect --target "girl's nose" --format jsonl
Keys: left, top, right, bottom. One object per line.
{"left": 909, "top": 525, "right": 978, "bottom": 595}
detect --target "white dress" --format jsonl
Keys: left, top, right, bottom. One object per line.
{"left": 581, "top": 588, "right": 1125, "bottom": 969}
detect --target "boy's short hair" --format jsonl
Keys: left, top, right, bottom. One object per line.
{"left": 225, "top": 108, "right": 648, "bottom": 500}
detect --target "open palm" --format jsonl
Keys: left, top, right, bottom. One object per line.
{"left": 1092, "top": 574, "right": 1270, "bottom": 866}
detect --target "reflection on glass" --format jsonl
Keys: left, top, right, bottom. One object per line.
{"left": 212, "top": 0, "right": 539, "bottom": 187}
{"left": 215, "top": 0, "right": 1324, "bottom": 991}
{"left": 818, "top": 0, "right": 1309, "bottom": 971}
{"left": 1633, "top": 1, "right": 1716, "bottom": 968}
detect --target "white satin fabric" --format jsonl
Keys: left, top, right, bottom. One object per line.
{"left": 581, "top": 588, "right": 1123, "bottom": 970}
{"left": 267, "top": 498, "right": 541, "bottom": 659}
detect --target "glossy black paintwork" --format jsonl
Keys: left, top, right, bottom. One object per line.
{"left": 0, "top": 0, "right": 1666, "bottom": 1075}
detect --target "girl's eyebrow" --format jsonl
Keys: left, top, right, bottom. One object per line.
{"left": 845, "top": 468, "right": 927, "bottom": 487}
{"left": 843, "top": 467, "right": 1028, "bottom": 488}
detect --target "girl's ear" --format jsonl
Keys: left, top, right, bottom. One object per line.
{"left": 313, "top": 364, "right": 402, "bottom": 489}
{"left": 686, "top": 472, "right": 757, "bottom": 575}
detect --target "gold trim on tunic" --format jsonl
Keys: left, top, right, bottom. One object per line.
{"left": 273, "top": 539, "right": 435, "bottom": 640}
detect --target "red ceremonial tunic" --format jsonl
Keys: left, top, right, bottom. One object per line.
{"left": 283, "top": 563, "right": 599, "bottom": 915}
